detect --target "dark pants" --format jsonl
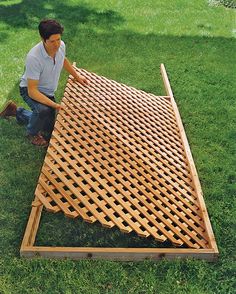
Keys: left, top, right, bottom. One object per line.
{"left": 17, "top": 87, "right": 56, "bottom": 139}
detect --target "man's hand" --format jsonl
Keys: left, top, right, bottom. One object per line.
{"left": 63, "top": 58, "right": 89, "bottom": 86}
{"left": 74, "top": 75, "right": 89, "bottom": 86}
{"left": 54, "top": 103, "right": 64, "bottom": 111}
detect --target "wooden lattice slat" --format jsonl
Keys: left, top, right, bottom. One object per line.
{"left": 28, "top": 65, "right": 213, "bottom": 250}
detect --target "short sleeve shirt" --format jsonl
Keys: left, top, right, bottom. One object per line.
{"left": 20, "top": 41, "right": 66, "bottom": 96}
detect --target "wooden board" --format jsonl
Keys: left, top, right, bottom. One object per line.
{"left": 20, "top": 64, "right": 218, "bottom": 260}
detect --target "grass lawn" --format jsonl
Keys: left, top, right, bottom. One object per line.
{"left": 0, "top": 0, "right": 235, "bottom": 293}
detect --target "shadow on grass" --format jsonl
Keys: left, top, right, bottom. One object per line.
{"left": 36, "top": 210, "right": 176, "bottom": 248}
{"left": 0, "top": 0, "right": 124, "bottom": 34}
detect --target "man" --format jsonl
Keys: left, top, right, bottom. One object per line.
{"left": 0, "top": 19, "right": 88, "bottom": 146}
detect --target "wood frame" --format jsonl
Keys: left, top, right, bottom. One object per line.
{"left": 20, "top": 64, "right": 218, "bottom": 261}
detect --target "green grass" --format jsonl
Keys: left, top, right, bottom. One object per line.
{"left": 0, "top": 0, "right": 235, "bottom": 293}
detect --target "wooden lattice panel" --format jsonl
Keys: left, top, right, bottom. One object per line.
{"left": 34, "top": 66, "right": 211, "bottom": 249}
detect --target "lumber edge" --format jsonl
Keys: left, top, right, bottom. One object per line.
{"left": 21, "top": 246, "right": 218, "bottom": 261}
{"left": 20, "top": 201, "right": 43, "bottom": 252}
{"left": 160, "top": 63, "right": 218, "bottom": 253}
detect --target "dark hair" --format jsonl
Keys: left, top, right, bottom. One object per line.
{"left": 38, "top": 19, "right": 64, "bottom": 41}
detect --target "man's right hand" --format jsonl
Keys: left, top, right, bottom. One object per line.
{"left": 28, "top": 79, "right": 62, "bottom": 110}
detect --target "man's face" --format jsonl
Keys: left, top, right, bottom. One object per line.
{"left": 43, "top": 34, "right": 61, "bottom": 54}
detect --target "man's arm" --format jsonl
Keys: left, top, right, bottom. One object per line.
{"left": 28, "top": 79, "right": 62, "bottom": 110}
{"left": 63, "top": 57, "right": 88, "bottom": 86}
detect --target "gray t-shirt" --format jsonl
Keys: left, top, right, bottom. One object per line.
{"left": 20, "top": 41, "right": 66, "bottom": 96}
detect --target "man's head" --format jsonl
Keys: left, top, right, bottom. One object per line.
{"left": 39, "top": 19, "right": 64, "bottom": 54}
{"left": 38, "top": 19, "right": 64, "bottom": 41}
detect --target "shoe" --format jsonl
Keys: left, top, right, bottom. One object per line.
{"left": 27, "top": 133, "right": 49, "bottom": 147}
{"left": 39, "top": 131, "right": 51, "bottom": 142}
{"left": 0, "top": 100, "right": 17, "bottom": 118}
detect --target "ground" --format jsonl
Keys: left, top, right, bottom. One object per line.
{"left": 0, "top": 1, "right": 235, "bottom": 293}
